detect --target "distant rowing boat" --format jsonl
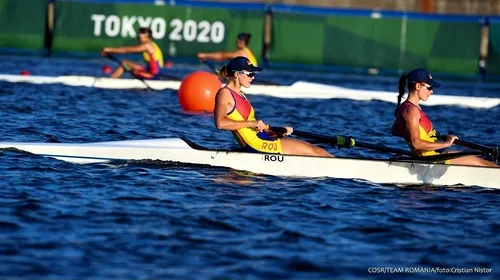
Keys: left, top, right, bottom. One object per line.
{"left": 0, "top": 74, "right": 498, "bottom": 109}
{"left": 0, "top": 137, "right": 498, "bottom": 189}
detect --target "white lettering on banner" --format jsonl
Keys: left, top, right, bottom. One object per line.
{"left": 169, "top": 18, "right": 183, "bottom": 41}
{"left": 183, "top": 20, "right": 197, "bottom": 42}
{"left": 105, "top": 15, "right": 121, "bottom": 37}
{"left": 211, "top": 21, "right": 224, "bottom": 43}
{"left": 137, "top": 16, "right": 153, "bottom": 30}
{"left": 121, "top": 16, "right": 137, "bottom": 38}
{"left": 169, "top": 18, "right": 225, "bottom": 43}
{"left": 197, "top": 21, "right": 210, "bottom": 43}
{"left": 90, "top": 14, "right": 225, "bottom": 43}
{"left": 150, "top": 18, "right": 166, "bottom": 39}
{"left": 90, "top": 14, "right": 106, "bottom": 36}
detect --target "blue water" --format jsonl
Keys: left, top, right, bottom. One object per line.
{"left": 0, "top": 56, "right": 500, "bottom": 279}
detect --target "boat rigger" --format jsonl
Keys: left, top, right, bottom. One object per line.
{"left": 0, "top": 137, "right": 498, "bottom": 189}
{"left": 0, "top": 74, "right": 498, "bottom": 109}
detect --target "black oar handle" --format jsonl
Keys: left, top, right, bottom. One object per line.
{"left": 437, "top": 134, "right": 492, "bottom": 153}
{"left": 292, "top": 129, "right": 415, "bottom": 155}
{"left": 270, "top": 128, "right": 414, "bottom": 156}
{"left": 437, "top": 134, "right": 499, "bottom": 162}
{"left": 390, "top": 151, "right": 486, "bottom": 163}
{"left": 268, "top": 126, "right": 288, "bottom": 138}
{"left": 106, "top": 53, "right": 120, "bottom": 65}
{"left": 202, "top": 60, "right": 218, "bottom": 72}
{"left": 106, "top": 54, "right": 132, "bottom": 71}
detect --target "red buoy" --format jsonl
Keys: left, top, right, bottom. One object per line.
{"left": 178, "top": 71, "right": 221, "bottom": 113}
{"left": 20, "top": 70, "right": 30, "bottom": 76}
{"left": 102, "top": 65, "right": 112, "bottom": 74}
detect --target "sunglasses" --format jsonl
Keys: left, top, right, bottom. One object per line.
{"left": 239, "top": 70, "right": 255, "bottom": 78}
{"left": 422, "top": 84, "right": 433, "bottom": 91}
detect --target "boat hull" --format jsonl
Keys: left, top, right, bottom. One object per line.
{"left": 0, "top": 138, "right": 498, "bottom": 189}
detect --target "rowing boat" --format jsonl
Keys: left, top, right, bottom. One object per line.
{"left": 0, "top": 74, "right": 498, "bottom": 108}
{"left": 1, "top": 137, "right": 498, "bottom": 189}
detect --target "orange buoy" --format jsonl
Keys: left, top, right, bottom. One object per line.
{"left": 178, "top": 71, "right": 221, "bottom": 113}
{"left": 102, "top": 64, "right": 112, "bottom": 74}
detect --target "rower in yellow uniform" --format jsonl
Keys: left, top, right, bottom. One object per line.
{"left": 100, "top": 27, "right": 164, "bottom": 79}
{"left": 197, "top": 32, "right": 258, "bottom": 66}
{"left": 391, "top": 68, "right": 498, "bottom": 167}
{"left": 214, "top": 56, "right": 333, "bottom": 157}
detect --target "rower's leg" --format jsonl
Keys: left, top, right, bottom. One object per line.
{"left": 110, "top": 66, "right": 124, "bottom": 78}
{"left": 133, "top": 71, "right": 154, "bottom": 79}
{"left": 110, "top": 60, "right": 145, "bottom": 78}
{"left": 121, "top": 60, "right": 145, "bottom": 71}
{"left": 450, "top": 155, "right": 499, "bottom": 167}
{"left": 280, "top": 138, "right": 333, "bottom": 157}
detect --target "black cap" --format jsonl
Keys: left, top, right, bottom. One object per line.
{"left": 226, "top": 56, "right": 262, "bottom": 73}
{"left": 407, "top": 68, "right": 441, "bottom": 87}
{"left": 237, "top": 32, "right": 250, "bottom": 40}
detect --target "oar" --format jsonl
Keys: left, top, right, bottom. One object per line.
{"left": 156, "top": 73, "right": 182, "bottom": 81}
{"left": 105, "top": 54, "right": 155, "bottom": 90}
{"left": 270, "top": 127, "right": 414, "bottom": 156}
{"left": 390, "top": 151, "right": 488, "bottom": 163}
{"left": 437, "top": 134, "right": 499, "bottom": 162}
{"left": 201, "top": 60, "right": 221, "bottom": 76}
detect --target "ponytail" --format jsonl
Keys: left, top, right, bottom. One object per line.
{"left": 219, "top": 66, "right": 234, "bottom": 82}
{"left": 395, "top": 74, "right": 407, "bottom": 116}
{"left": 244, "top": 33, "right": 251, "bottom": 45}
{"left": 220, "top": 66, "right": 229, "bottom": 78}
{"left": 238, "top": 33, "right": 251, "bottom": 45}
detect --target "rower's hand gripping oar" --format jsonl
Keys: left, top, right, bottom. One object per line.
{"left": 436, "top": 133, "right": 499, "bottom": 162}
{"left": 269, "top": 127, "right": 414, "bottom": 156}
{"left": 105, "top": 54, "right": 155, "bottom": 91}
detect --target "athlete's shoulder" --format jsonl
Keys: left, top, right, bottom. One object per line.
{"left": 235, "top": 48, "right": 248, "bottom": 56}
{"left": 216, "top": 86, "right": 231, "bottom": 97}
{"left": 143, "top": 42, "right": 155, "bottom": 51}
{"left": 401, "top": 105, "right": 423, "bottom": 124}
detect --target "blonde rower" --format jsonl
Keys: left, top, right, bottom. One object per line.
{"left": 214, "top": 57, "right": 332, "bottom": 157}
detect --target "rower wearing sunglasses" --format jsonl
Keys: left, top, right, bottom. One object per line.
{"left": 214, "top": 57, "right": 333, "bottom": 157}
{"left": 392, "top": 69, "right": 498, "bottom": 167}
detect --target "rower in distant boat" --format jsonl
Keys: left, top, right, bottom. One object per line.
{"left": 197, "top": 32, "right": 258, "bottom": 66}
{"left": 100, "top": 27, "right": 164, "bottom": 79}
{"left": 214, "top": 56, "right": 332, "bottom": 157}
{"left": 392, "top": 68, "right": 498, "bottom": 167}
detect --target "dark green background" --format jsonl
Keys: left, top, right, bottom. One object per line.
{"left": 0, "top": 0, "right": 46, "bottom": 51}
{"left": 52, "top": 1, "right": 264, "bottom": 61}
{"left": 270, "top": 11, "right": 481, "bottom": 75}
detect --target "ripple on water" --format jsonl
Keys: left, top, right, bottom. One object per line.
{"left": 0, "top": 56, "right": 499, "bottom": 279}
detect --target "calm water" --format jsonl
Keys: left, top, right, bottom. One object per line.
{"left": 0, "top": 56, "right": 499, "bottom": 279}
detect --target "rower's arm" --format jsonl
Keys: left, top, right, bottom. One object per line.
{"left": 103, "top": 44, "right": 148, "bottom": 54}
{"left": 214, "top": 88, "right": 260, "bottom": 130}
{"left": 198, "top": 50, "right": 244, "bottom": 62}
{"left": 405, "top": 107, "right": 452, "bottom": 151}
